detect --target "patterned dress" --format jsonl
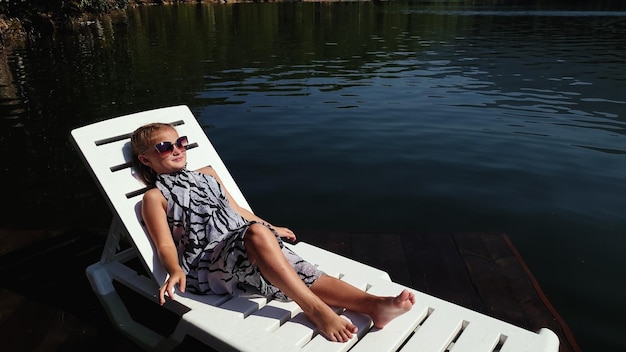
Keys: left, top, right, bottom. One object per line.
{"left": 155, "top": 168, "right": 323, "bottom": 300}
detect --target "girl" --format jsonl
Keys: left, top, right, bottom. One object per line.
{"left": 131, "top": 122, "right": 415, "bottom": 343}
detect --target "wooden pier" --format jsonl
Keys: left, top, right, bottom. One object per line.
{"left": 0, "top": 229, "right": 581, "bottom": 351}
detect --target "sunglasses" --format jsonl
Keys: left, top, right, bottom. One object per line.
{"left": 154, "top": 136, "right": 189, "bottom": 155}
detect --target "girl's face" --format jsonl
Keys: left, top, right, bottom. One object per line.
{"left": 138, "top": 127, "right": 187, "bottom": 174}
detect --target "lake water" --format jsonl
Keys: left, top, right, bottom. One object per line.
{"left": 1, "top": 1, "right": 625, "bottom": 350}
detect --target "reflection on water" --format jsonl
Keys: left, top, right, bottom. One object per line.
{"left": 1, "top": 2, "right": 625, "bottom": 350}
{"left": 409, "top": 9, "right": 626, "bottom": 16}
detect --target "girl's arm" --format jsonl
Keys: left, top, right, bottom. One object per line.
{"left": 141, "top": 188, "right": 187, "bottom": 304}
{"left": 198, "top": 166, "right": 296, "bottom": 242}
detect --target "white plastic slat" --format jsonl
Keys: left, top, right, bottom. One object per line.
{"left": 100, "top": 169, "right": 145, "bottom": 201}
{"left": 223, "top": 303, "right": 369, "bottom": 352}
{"left": 174, "top": 296, "right": 280, "bottom": 349}
{"left": 288, "top": 242, "right": 391, "bottom": 283}
{"left": 174, "top": 291, "right": 231, "bottom": 310}
{"left": 84, "top": 140, "right": 131, "bottom": 175}
{"left": 170, "top": 294, "right": 301, "bottom": 352}
{"left": 214, "top": 300, "right": 302, "bottom": 352}
{"left": 269, "top": 311, "right": 318, "bottom": 348}
{"left": 301, "top": 310, "right": 372, "bottom": 352}
{"left": 447, "top": 322, "right": 501, "bottom": 352}
{"left": 234, "top": 299, "right": 302, "bottom": 334}
{"left": 498, "top": 328, "right": 560, "bottom": 352}
{"left": 218, "top": 295, "right": 268, "bottom": 318}
{"left": 73, "top": 139, "right": 143, "bottom": 202}
{"left": 400, "top": 306, "right": 465, "bottom": 352}
{"left": 173, "top": 306, "right": 242, "bottom": 348}
{"left": 228, "top": 329, "right": 299, "bottom": 352}
{"left": 336, "top": 273, "right": 371, "bottom": 293}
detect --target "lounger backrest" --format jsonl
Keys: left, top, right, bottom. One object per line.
{"left": 70, "top": 105, "right": 250, "bottom": 284}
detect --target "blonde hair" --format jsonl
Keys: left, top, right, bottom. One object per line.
{"left": 130, "top": 123, "right": 175, "bottom": 186}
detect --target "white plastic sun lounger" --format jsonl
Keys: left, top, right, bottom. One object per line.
{"left": 70, "top": 105, "right": 559, "bottom": 352}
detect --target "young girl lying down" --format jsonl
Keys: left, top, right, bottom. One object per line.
{"left": 130, "top": 122, "right": 415, "bottom": 342}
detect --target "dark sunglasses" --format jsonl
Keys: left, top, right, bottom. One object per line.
{"left": 154, "top": 136, "right": 189, "bottom": 155}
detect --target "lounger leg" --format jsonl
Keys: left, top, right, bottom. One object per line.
{"left": 100, "top": 217, "right": 137, "bottom": 264}
{"left": 86, "top": 262, "right": 174, "bottom": 350}
{"left": 87, "top": 224, "right": 190, "bottom": 352}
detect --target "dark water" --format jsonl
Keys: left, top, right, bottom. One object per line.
{"left": 2, "top": 1, "right": 625, "bottom": 350}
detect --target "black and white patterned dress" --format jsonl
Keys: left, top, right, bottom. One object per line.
{"left": 155, "top": 168, "right": 322, "bottom": 300}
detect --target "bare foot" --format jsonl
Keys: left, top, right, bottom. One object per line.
{"left": 370, "top": 289, "right": 416, "bottom": 329}
{"left": 305, "top": 303, "right": 358, "bottom": 343}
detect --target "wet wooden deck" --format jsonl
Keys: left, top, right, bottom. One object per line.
{"left": 0, "top": 229, "right": 581, "bottom": 351}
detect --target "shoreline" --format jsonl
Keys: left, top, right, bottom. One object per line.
{"left": 0, "top": 0, "right": 370, "bottom": 48}
{"left": 0, "top": 1, "right": 187, "bottom": 46}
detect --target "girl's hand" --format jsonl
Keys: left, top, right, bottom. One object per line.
{"left": 275, "top": 227, "right": 297, "bottom": 242}
{"left": 159, "top": 269, "right": 186, "bottom": 305}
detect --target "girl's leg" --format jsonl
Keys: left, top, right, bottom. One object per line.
{"left": 309, "top": 275, "right": 415, "bottom": 329}
{"left": 244, "top": 224, "right": 358, "bottom": 342}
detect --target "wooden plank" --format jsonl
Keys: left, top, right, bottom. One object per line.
{"left": 453, "top": 232, "right": 530, "bottom": 326}
{"left": 501, "top": 235, "right": 582, "bottom": 352}
{"left": 452, "top": 233, "right": 580, "bottom": 352}
{"left": 347, "top": 233, "right": 412, "bottom": 286}
{"left": 401, "top": 233, "right": 484, "bottom": 311}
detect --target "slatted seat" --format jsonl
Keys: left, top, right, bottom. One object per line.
{"left": 70, "top": 105, "right": 559, "bottom": 351}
